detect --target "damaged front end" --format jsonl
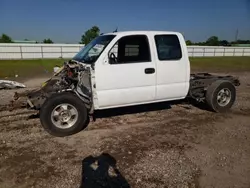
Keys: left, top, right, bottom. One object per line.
{"left": 12, "top": 60, "right": 94, "bottom": 112}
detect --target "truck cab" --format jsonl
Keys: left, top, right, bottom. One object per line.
{"left": 16, "top": 31, "right": 240, "bottom": 137}
{"left": 91, "top": 31, "right": 190, "bottom": 109}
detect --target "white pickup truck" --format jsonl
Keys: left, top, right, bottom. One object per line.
{"left": 14, "top": 31, "right": 240, "bottom": 137}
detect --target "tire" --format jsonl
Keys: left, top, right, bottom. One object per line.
{"left": 205, "top": 80, "right": 236, "bottom": 113}
{"left": 40, "top": 92, "right": 89, "bottom": 137}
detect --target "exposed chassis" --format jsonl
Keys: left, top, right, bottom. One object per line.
{"left": 11, "top": 62, "right": 94, "bottom": 112}
{"left": 188, "top": 73, "right": 240, "bottom": 102}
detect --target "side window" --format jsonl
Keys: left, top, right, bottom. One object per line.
{"left": 109, "top": 35, "right": 151, "bottom": 64}
{"left": 154, "top": 35, "right": 182, "bottom": 60}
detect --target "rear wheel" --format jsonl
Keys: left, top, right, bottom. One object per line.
{"left": 205, "top": 80, "right": 236, "bottom": 112}
{"left": 40, "top": 92, "right": 88, "bottom": 137}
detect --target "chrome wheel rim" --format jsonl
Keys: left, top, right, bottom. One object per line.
{"left": 51, "top": 103, "right": 78, "bottom": 129}
{"left": 217, "top": 88, "right": 231, "bottom": 107}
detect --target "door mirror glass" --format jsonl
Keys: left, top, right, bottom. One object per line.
{"left": 109, "top": 52, "right": 117, "bottom": 64}
{"left": 108, "top": 44, "right": 118, "bottom": 64}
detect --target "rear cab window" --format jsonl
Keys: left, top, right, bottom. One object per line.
{"left": 154, "top": 34, "right": 182, "bottom": 61}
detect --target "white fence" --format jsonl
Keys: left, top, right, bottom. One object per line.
{"left": 0, "top": 43, "right": 84, "bottom": 60}
{"left": 0, "top": 43, "right": 250, "bottom": 60}
{"left": 188, "top": 46, "right": 250, "bottom": 57}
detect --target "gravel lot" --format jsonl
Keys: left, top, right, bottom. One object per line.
{"left": 0, "top": 72, "right": 250, "bottom": 188}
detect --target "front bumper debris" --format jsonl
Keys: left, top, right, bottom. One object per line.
{"left": 27, "top": 99, "right": 34, "bottom": 108}
{"left": 10, "top": 89, "right": 44, "bottom": 110}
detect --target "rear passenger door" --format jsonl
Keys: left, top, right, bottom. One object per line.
{"left": 154, "top": 34, "right": 189, "bottom": 100}
{"left": 95, "top": 34, "right": 156, "bottom": 108}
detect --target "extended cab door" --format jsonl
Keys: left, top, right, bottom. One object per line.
{"left": 153, "top": 33, "right": 190, "bottom": 100}
{"left": 95, "top": 34, "right": 156, "bottom": 109}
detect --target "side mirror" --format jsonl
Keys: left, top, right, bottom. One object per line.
{"left": 109, "top": 52, "right": 117, "bottom": 64}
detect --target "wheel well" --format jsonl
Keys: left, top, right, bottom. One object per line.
{"left": 28, "top": 90, "right": 91, "bottom": 111}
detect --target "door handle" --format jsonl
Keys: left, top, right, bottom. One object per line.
{"left": 145, "top": 68, "right": 155, "bottom": 74}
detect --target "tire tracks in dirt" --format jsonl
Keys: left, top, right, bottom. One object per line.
{"left": 96, "top": 110, "right": 229, "bottom": 187}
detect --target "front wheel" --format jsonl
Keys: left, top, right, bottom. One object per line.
{"left": 205, "top": 80, "right": 236, "bottom": 113}
{"left": 40, "top": 92, "right": 89, "bottom": 137}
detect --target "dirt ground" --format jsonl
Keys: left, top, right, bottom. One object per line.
{"left": 0, "top": 72, "right": 250, "bottom": 188}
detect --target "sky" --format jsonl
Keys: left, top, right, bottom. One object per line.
{"left": 1, "top": 0, "right": 250, "bottom": 43}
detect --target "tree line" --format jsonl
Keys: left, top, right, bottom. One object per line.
{"left": 186, "top": 36, "right": 250, "bottom": 46}
{"left": 1, "top": 26, "right": 250, "bottom": 46}
{"left": 0, "top": 34, "right": 54, "bottom": 44}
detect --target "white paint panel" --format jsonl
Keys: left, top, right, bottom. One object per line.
{"left": 96, "top": 63, "right": 156, "bottom": 90}
{"left": 95, "top": 52, "right": 156, "bottom": 108}
{"left": 156, "top": 83, "right": 187, "bottom": 99}
{"left": 97, "top": 86, "right": 155, "bottom": 107}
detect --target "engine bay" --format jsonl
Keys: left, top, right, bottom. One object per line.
{"left": 12, "top": 60, "right": 93, "bottom": 111}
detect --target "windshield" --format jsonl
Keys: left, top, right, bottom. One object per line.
{"left": 72, "top": 35, "right": 116, "bottom": 64}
